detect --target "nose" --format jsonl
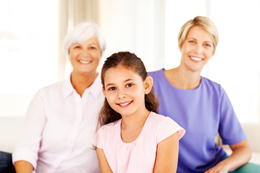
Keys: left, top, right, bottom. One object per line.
{"left": 194, "top": 44, "right": 203, "bottom": 54}
{"left": 117, "top": 90, "right": 127, "bottom": 99}
{"left": 81, "top": 47, "right": 90, "bottom": 56}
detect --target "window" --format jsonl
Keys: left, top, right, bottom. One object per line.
{"left": 0, "top": 0, "right": 58, "bottom": 116}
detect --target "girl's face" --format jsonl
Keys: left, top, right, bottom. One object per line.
{"left": 103, "top": 65, "right": 152, "bottom": 117}
{"left": 69, "top": 37, "right": 101, "bottom": 75}
{"left": 180, "top": 26, "right": 214, "bottom": 73}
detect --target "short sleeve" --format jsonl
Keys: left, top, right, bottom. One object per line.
{"left": 156, "top": 117, "right": 185, "bottom": 144}
{"left": 218, "top": 88, "right": 247, "bottom": 145}
{"left": 91, "top": 127, "right": 104, "bottom": 149}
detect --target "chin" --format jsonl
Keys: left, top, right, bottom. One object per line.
{"left": 78, "top": 69, "right": 97, "bottom": 75}
{"left": 186, "top": 64, "right": 203, "bottom": 72}
{"left": 119, "top": 111, "right": 133, "bottom": 117}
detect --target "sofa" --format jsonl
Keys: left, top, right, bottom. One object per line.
{"left": 218, "top": 123, "right": 260, "bottom": 164}
{"left": 1, "top": 117, "right": 260, "bottom": 165}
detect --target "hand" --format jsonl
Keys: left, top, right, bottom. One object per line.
{"left": 204, "top": 161, "right": 230, "bottom": 173}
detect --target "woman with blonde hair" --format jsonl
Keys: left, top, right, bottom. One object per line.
{"left": 13, "top": 22, "right": 106, "bottom": 173}
{"left": 149, "top": 16, "right": 259, "bottom": 172}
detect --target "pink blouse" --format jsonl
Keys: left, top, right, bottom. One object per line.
{"left": 92, "top": 112, "right": 185, "bottom": 173}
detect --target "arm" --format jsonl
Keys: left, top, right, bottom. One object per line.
{"left": 154, "top": 132, "right": 179, "bottom": 173}
{"left": 96, "top": 147, "right": 113, "bottom": 173}
{"left": 205, "top": 139, "right": 252, "bottom": 173}
{"left": 14, "top": 160, "right": 33, "bottom": 173}
{"left": 12, "top": 91, "right": 46, "bottom": 170}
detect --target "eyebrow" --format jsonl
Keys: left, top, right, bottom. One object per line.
{"left": 89, "top": 43, "right": 98, "bottom": 46}
{"left": 204, "top": 41, "right": 213, "bottom": 44}
{"left": 105, "top": 78, "right": 134, "bottom": 88}
{"left": 72, "top": 42, "right": 98, "bottom": 46}
{"left": 188, "top": 38, "right": 213, "bottom": 43}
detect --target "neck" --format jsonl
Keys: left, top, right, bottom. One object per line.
{"left": 121, "top": 108, "right": 150, "bottom": 130}
{"left": 71, "top": 71, "right": 97, "bottom": 97}
{"left": 171, "top": 66, "right": 201, "bottom": 90}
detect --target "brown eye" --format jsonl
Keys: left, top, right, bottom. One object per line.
{"left": 126, "top": 83, "right": 133, "bottom": 88}
{"left": 108, "top": 87, "right": 116, "bottom": 91}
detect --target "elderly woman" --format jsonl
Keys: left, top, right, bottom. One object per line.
{"left": 149, "top": 16, "right": 259, "bottom": 173}
{"left": 13, "top": 22, "right": 106, "bottom": 173}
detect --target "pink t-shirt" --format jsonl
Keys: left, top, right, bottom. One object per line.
{"left": 91, "top": 112, "right": 185, "bottom": 173}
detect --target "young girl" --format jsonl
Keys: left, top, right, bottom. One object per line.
{"left": 91, "top": 52, "right": 185, "bottom": 173}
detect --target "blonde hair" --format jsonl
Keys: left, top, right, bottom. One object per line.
{"left": 178, "top": 16, "right": 219, "bottom": 51}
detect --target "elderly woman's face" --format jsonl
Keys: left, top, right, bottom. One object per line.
{"left": 69, "top": 37, "right": 101, "bottom": 75}
{"left": 180, "top": 26, "right": 214, "bottom": 72}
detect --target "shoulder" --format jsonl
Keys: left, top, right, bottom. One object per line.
{"left": 148, "top": 69, "right": 164, "bottom": 81}
{"left": 36, "top": 80, "right": 65, "bottom": 95}
{"left": 148, "top": 112, "right": 178, "bottom": 128}
{"left": 201, "top": 76, "right": 225, "bottom": 95}
{"left": 94, "top": 120, "right": 120, "bottom": 147}
{"left": 201, "top": 76, "right": 220, "bottom": 87}
{"left": 149, "top": 112, "right": 167, "bottom": 122}
{"left": 149, "top": 112, "right": 185, "bottom": 142}
{"left": 153, "top": 113, "right": 182, "bottom": 128}
{"left": 148, "top": 69, "right": 168, "bottom": 91}
{"left": 99, "top": 119, "right": 121, "bottom": 134}
{"left": 27, "top": 80, "right": 67, "bottom": 106}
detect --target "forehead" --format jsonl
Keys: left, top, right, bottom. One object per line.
{"left": 187, "top": 26, "right": 213, "bottom": 42}
{"left": 72, "top": 37, "right": 100, "bottom": 46}
{"left": 104, "top": 65, "right": 141, "bottom": 84}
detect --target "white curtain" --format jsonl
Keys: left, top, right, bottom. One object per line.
{"left": 98, "top": 0, "right": 165, "bottom": 72}
{"left": 57, "top": 0, "right": 100, "bottom": 80}
{"left": 0, "top": 0, "right": 58, "bottom": 117}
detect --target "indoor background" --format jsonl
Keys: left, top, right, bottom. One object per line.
{"left": 0, "top": 0, "right": 260, "bottom": 158}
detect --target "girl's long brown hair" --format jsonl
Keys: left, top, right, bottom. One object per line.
{"left": 98, "top": 51, "right": 159, "bottom": 126}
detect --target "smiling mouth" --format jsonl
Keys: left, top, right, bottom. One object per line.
{"left": 79, "top": 60, "right": 92, "bottom": 64}
{"left": 117, "top": 101, "right": 133, "bottom": 107}
{"left": 190, "top": 56, "right": 202, "bottom": 62}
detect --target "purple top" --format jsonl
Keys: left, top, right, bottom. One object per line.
{"left": 148, "top": 69, "right": 246, "bottom": 173}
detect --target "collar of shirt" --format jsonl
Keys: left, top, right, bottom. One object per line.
{"left": 63, "top": 73, "right": 102, "bottom": 99}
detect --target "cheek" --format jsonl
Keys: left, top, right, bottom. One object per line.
{"left": 69, "top": 52, "right": 79, "bottom": 60}
{"left": 105, "top": 92, "right": 116, "bottom": 103}
{"left": 93, "top": 52, "right": 101, "bottom": 60}
{"left": 181, "top": 46, "right": 191, "bottom": 57}
{"left": 205, "top": 50, "right": 214, "bottom": 59}
{"left": 129, "top": 87, "right": 143, "bottom": 97}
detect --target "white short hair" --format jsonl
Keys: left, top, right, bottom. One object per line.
{"left": 62, "top": 22, "right": 106, "bottom": 57}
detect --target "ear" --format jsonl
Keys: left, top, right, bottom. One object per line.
{"left": 100, "top": 50, "right": 102, "bottom": 58}
{"left": 102, "top": 88, "right": 106, "bottom": 97}
{"left": 144, "top": 76, "right": 153, "bottom": 94}
{"left": 179, "top": 44, "right": 182, "bottom": 52}
{"left": 212, "top": 49, "right": 215, "bottom": 57}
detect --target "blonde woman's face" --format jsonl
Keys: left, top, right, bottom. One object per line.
{"left": 180, "top": 26, "right": 214, "bottom": 72}
{"left": 69, "top": 37, "right": 101, "bottom": 75}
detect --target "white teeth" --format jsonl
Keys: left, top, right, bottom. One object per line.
{"left": 190, "top": 57, "right": 202, "bottom": 61}
{"left": 119, "top": 102, "right": 131, "bottom": 106}
{"left": 79, "top": 60, "right": 91, "bottom": 64}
